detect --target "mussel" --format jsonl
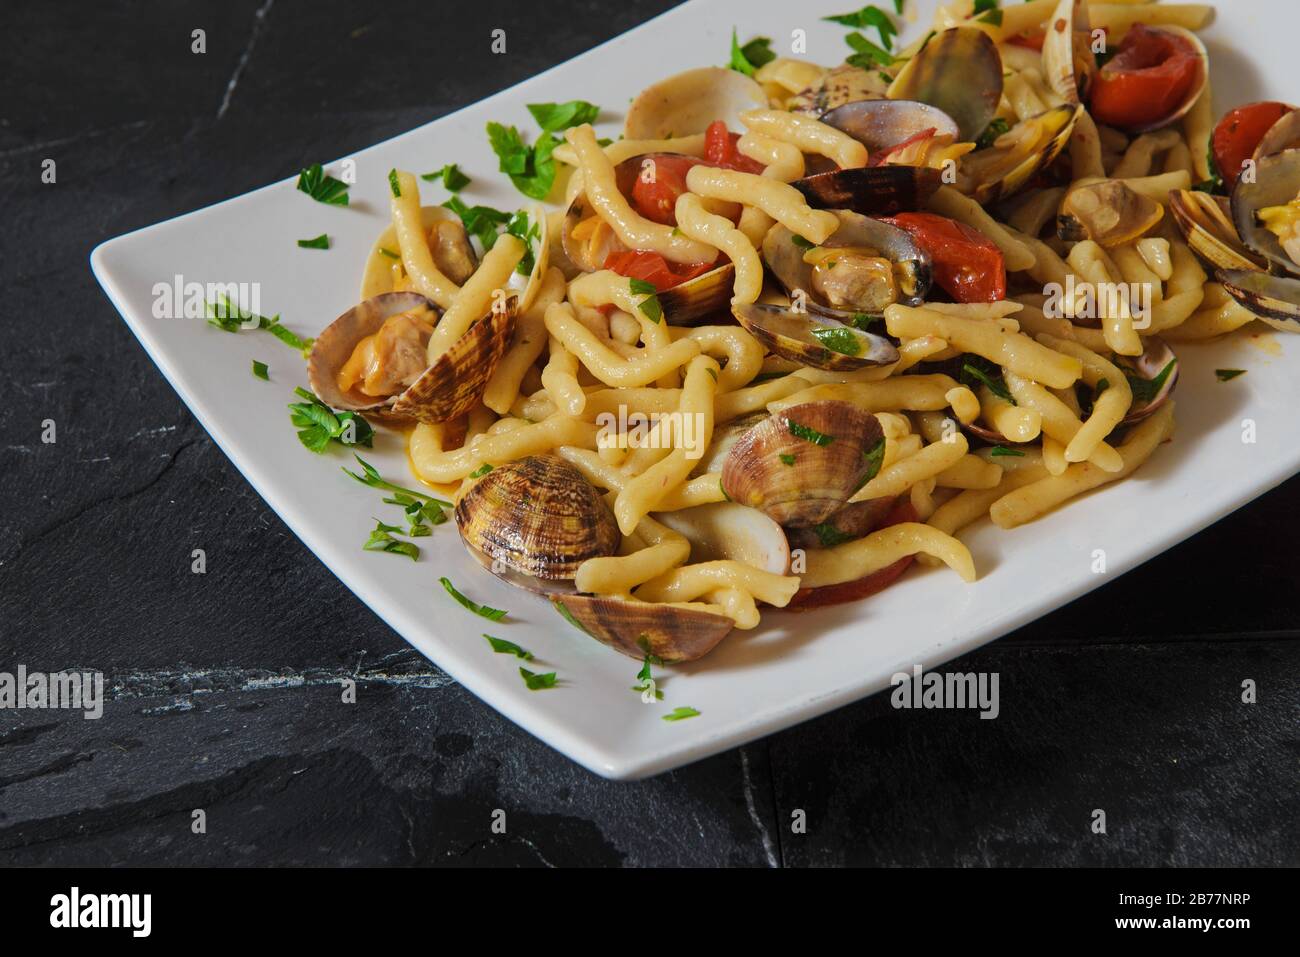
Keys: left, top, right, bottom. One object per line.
{"left": 455, "top": 455, "right": 621, "bottom": 587}
{"left": 550, "top": 594, "right": 733, "bottom": 663}
{"left": 625, "top": 66, "right": 767, "bottom": 140}
{"left": 721, "top": 401, "right": 885, "bottom": 527}
{"left": 887, "top": 27, "right": 1003, "bottom": 143}
{"left": 763, "top": 210, "right": 931, "bottom": 319}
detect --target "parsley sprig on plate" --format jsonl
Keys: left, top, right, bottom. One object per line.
{"left": 295, "top": 163, "right": 350, "bottom": 206}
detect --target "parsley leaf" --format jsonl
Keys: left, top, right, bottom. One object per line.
{"left": 663, "top": 706, "right": 700, "bottom": 722}
{"left": 506, "top": 209, "right": 541, "bottom": 276}
{"left": 442, "top": 195, "right": 513, "bottom": 251}
{"left": 811, "top": 325, "right": 863, "bottom": 357}
{"left": 252, "top": 360, "right": 269, "bottom": 380}
{"left": 788, "top": 420, "right": 835, "bottom": 446}
{"left": 845, "top": 31, "right": 896, "bottom": 69}
{"left": 1216, "top": 368, "right": 1246, "bottom": 382}
{"left": 379, "top": 246, "right": 401, "bottom": 260}
{"left": 343, "top": 454, "right": 451, "bottom": 505}
{"left": 297, "top": 233, "right": 330, "bottom": 250}
{"left": 960, "top": 356, "right": 1016, "bottom": 405}
{"left": 862, "top": 436, "right": 886, "bottom": 483}
{"left": 484, "top": 634, "right": 533, "bottom": 660}
{"left": 387, "top": 168, "right": 402, "bottom": 197}
{"left": 813, "top": 522, "right": 854, "bottom": 548}
{"left": 729, "top": 29, "right": 775, "bottom": 76}
{"left": 792, "top": 234, "right": 816, "bottom": 250}
{"left": 440, "top": 576, "right": 508, "bottom": 621}
{"left": 468, "top": 463, "right": 494, "bottom": 479}
{"left": 823, "top": 6, "right": 898, "bottom": 50}
{"left": 551, "top": 598, "right": 593, "bottom": 635}
{"left": 1127, "top": 359, "right": 1177, "bottom": 404}
{"left": 420, "top": 163, "right": 471, "bottom": 191}
{"left": 976, "top": 117, "right": 1011, "bottom": 150}
{"left": 990, "top": 445, "right": 1026, "bottom": 457}
{"left": 630, "top": 278, "right": 663, "bottom": 323}
{"left": 486, "top": 121, "right": 559, "bottom": 201}
{"left": 779, "top": 453, "right": 797, "bottom": 466}
{"left": 363, "top": 519, "right": 420, "bottom": 561}
{"left": 295, "top": 163, "right": 350, "bottom": 206}
{"left": 205, "top": 295, "right": 314, "bottom": 355}
{"left": 632, "top": 655, "right": 664, "bottom": 701}
{"left": 520, "top": 667, "right": 558, "bottom": 691}
{"left": 527, "top": 100, "right": 601, "bottom": 132}
{"left": 288, "top": 388, "right": 374, "bottom": 453}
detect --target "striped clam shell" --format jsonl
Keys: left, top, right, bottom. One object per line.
{"left": 454, "top": 455, "right": 620, "bottom": 581}
{"left": 550, "top": 594, "right": 733, "bottom": 663}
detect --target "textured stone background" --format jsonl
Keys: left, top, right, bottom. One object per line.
{"left": 1, "top": 0, "right": 1296, "bottom": 866}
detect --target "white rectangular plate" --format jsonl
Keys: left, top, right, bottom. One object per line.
{"left": 93, "top": 0, "right": 1300, "bottom": 778}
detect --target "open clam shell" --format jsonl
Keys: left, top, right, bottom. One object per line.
{"left": 820, "top": 99, "right": 960, "bottom": 154}
{"left": 790, "top": 64, "right": 890, "bottom": 117}
{"left": 785, "top": 497, "right": 896, "bottom": 552}
{"left": 721, "top": 401, "right": 885, "bottom": 527}
{"left": 307, "top": 292, "right": 438, "bottom": 412}
{"left": 1252, "top": 108, "right": 1300, "bottom": 162}
{"left": 793, "top": 165, "right": 942, "bottom": 217}
{"left": 625, "top": 66, "right": 767, "bottom": 140}
{"left": 1168, "top": 189, "right": 1267, "bottom": 274}
{"left": 455, "top": 455, "right": 621, "bottom": 583}
{"left": 360, "top": 207, "right": 476, "bottom": 300}
{"left": 561, "top": 191, "right": 625, "bottom": 274}
{"left": 1058, "top": 178, "right": 1165, "bottom": 247}
{"left": 1116, "top": 25, "right": 1209, "bottom": 135}
{"left": 959, "top": 104, "right": 1079, "bottom": 206}
{"left": 733, "top": 304, "right": 898, "bottom": 370}
{"left": 763, "top": 210, "right": 931, "bottom": 321}
{"left": 887, "top": 27, "right": 1003, "bottom": 143}
{"left": 1041, "top": 0, "right": 1097, "bottom": 105}
{"left": 1116, "top": 337, "right": 1180, "bottom": 425}
{"left": 391, "top": 297, "right": 519, "bottom": 424}
{"left": 658, "top": 264, "right": 737, "bottom": 325}
{"left": 1219, "top": 269, "right": 1300, "bottom": 333}
{"left": 656, "top": 502, "right": 791, "bottom": 575}
{"left": 1231, "top": 149, "right": 1300, "bottom": 277}
{"left": 550, "top": 594, "right": 733, "bottom": 663}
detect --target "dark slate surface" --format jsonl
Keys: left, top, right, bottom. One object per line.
{"left": 0, "top": 0, "right": 1296, "bottom": 867}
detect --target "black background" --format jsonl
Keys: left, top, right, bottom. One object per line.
{"left": 0, "top": 0, "right": 1296, "bottom": 867}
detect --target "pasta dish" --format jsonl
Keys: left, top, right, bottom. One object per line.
{"left": 295, "top": 0, "right": 1297, "bottom": 666}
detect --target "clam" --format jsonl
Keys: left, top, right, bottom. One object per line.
{"left": 785, "top": 497, "right": 896, "bottom": 552}
{"left": 1252, "top": 107, "right": 1300, "bottom": 162}
{"left": 550, "top": 594, "right": 733, "bottom": 663}
{"left": 391, "top": 297, "right": 519, "bottom": 424}
{"left": 689, "top": 413, "right": 767, "bottom": 476}
{"left": 763, "top": 210, "right": 931, "bottom": 319}
{"left": 790, "top": 64, "right": 890, "bottom": 117}
{"left": 625, "top": 66, "right": 767, "bottom": 140}
{"left": 1218, "top": 270, "right": 1300, "bottom": 333}
{"left": 561, "top": 190, "right": 624, "bottom": 274}
{"left": 793, "top": 165, "right": 943, "bottom": 217}
{"left": 1168, "top": 189, "right": 1266, "bottom": 274}
{"left": 1231, "top": 149, "right": 1300, "bottom": 276}
{"left": 659, "top": 264, "right": 737, "bottom": 326}
{"left": 360, "top": 207, "right": 477, "bottom": 300}
{"left": 1057, "top": 178, "right": 1164, "bottom": 247}
{"left": 656, "top": 503, "right": 791, "bottom": 575}
{"left": 455, "top": 455, "right": 621, "bottom": 585}
{"left": 1115, "top": 337, "right": 1179, "bottom": 425}
{"left": 957, "top": 104, "right": 1080, "bottom": 205}
{"left": 1103, "top": 25, "right": 1208, "bottom": 135}
{"left": 887, "top": 27, "right": 1003, "bottom": 143}
{"left": 1040, "top": 0, "right": 1097, "bottom": 105}
{"left": 721, "top": 401, "right": 885, "bottom": 527}
{"left": 820, "top": 99, "right": 960, "bottom": 155}
{"left": 307, "top": 291, "right": 439, "bottom": 413}
{"left": 732, "top": 304, "right": 898, "bottom": 370}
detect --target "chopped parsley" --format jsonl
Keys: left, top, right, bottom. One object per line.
{"left": 848, "top": 312, "right": 884, "bottom": 331}
{"left": 845, "top": 31, "right": 895, "bottom": 69}
{"left": 383, "top": 491, "right": 447, "bottom": 528}
{"left": 486, "top": 121, "right": 559, "bottom": 201}
{"left": 976, "top": 117, "right": 1011, "bottom": 150}
{"left": 520, "top": 667, "right": 558, "bottom": 690}
{"left": 1126, "top": 358, "right": 1177, "bottom": 404}
{"left": 379, "top": 246, "right": 401, "bottom": 260}
{"left": 387, "top": 168, "right": 402, "bottom": 197}
{"left": 440, "top": 577, "right": 508, "bottom": 622}
{"left": 990, "top": 445, "right": 1026, "bottom": 458}
{"left": 728, "top": 30, "right": 775, "bottom": 76}
{"left": 527, "top": 100, "right": 601, "bottom": 132}
{"left": 813, "top": 522, "right": 854, "bottom": 548}
{"left": 823, "top": 6, "right": 898, "bottom": 50}
{"left": 205, "top": 295, "right": 314, "bottom": 355}
{"left": 297, "top": 233, "right": 330, "bottom": 250}
{"left": 468, "top": 463, "right": 494, "bottom": 478}
{"left": 552, "top": 598, "right": 593, "bottom": 635}
{"left": 288, "top": 388, "right": 374, "bottom": 453}
{"left": 363, "top": 520, "right": 420, "bottom": 561}
{"left": 1216, "top": 368, "right": 1246, "bottom": 382}
{"left": 862, "top": 436, "right": 886, "bottom": 483}
{"left": 343, "top": 454, "right": 451, "bottom": 506}
{"left": 811, "top": 325, "right": 863, "bottom": 357}
{"left": 484, "top": 634, "right": 533, "bottom": 659}
{"left": 663, "top": 706, "right": 700, "bottom": 722}
{"left": 779, "top": 453, "right": 797, "bottom": 466}
{"left": 252, "top": 360, "right": 269, "bottom": 380}
{"left": 630, "top": 277, "right": 663, "bottom": 323}
{"left": 973, "top": 0, "right": 1002, "bottom": 27}
{"left": 961, "top": 355, "right": 1015, "bottom": 405}
{"left": 791, "top": 234, "right": 816, "bottom": 250}
{"left": 1193, "top": 144, "right": 1225, "bottom": 195}
{"left": 420, "top": 163, "right": 471, "bottom": 191}
{"left": 632, "top": 656, "right": 664, "bottom": 701}
{"left": 442, "top": 195, "right": 513, "bottom": 251}
{"left": 295, "top": 163, "right": 350, "bottom": 206}
{"left": 506, "top": 209, "right": 541, "bottom": 276}
{"left": 788, "top": 420, "right": 835, "bottom": 446}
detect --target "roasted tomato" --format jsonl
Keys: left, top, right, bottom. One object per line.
{"left": 704, "top": 120, "right": 766, "bottom": 173}
{"left": 881, "top": 212, "right": 1006, "bottom": 303}
{"left": 787, "top": 501, "right": 918, "bottom": 609}
{"left": 629, "top": 154, "right": 701, "bottom": 225}
{"left": 603, "top": 250, "right": 716, "bottom": 292}
{"left": 1212, "top": 101, "right": 1293, "bottom": 189}
{"left": 1088, "top": 23, "right": 1200, "bottom": 130}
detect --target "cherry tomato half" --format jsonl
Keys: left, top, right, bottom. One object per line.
{"left": 1212, "top": 101, "right": 1292, "bottom": 190}
{"left": 786, "top": 501, "right": 918, "bottom": 609}
{"left": 603, "top": 250, "right": 716, "bottom": 292}
{"left": 629, "top": 154, "right": 701, "bottom": 226}
{"left": 881, "top": 212, "right": 1006, "bottom": 303}
{"left": 1089, "top": 24, "right": 1201, "bottom": 131}
{"left": 704, "top": 120, "right": 766, "bottom": 174}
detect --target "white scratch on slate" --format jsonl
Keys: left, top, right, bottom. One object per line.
{"left": 216, "top": 0, "right": 275, "bottom": 121}
{"left": 741, "top": 748, "right": 779, "bottom": 868}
